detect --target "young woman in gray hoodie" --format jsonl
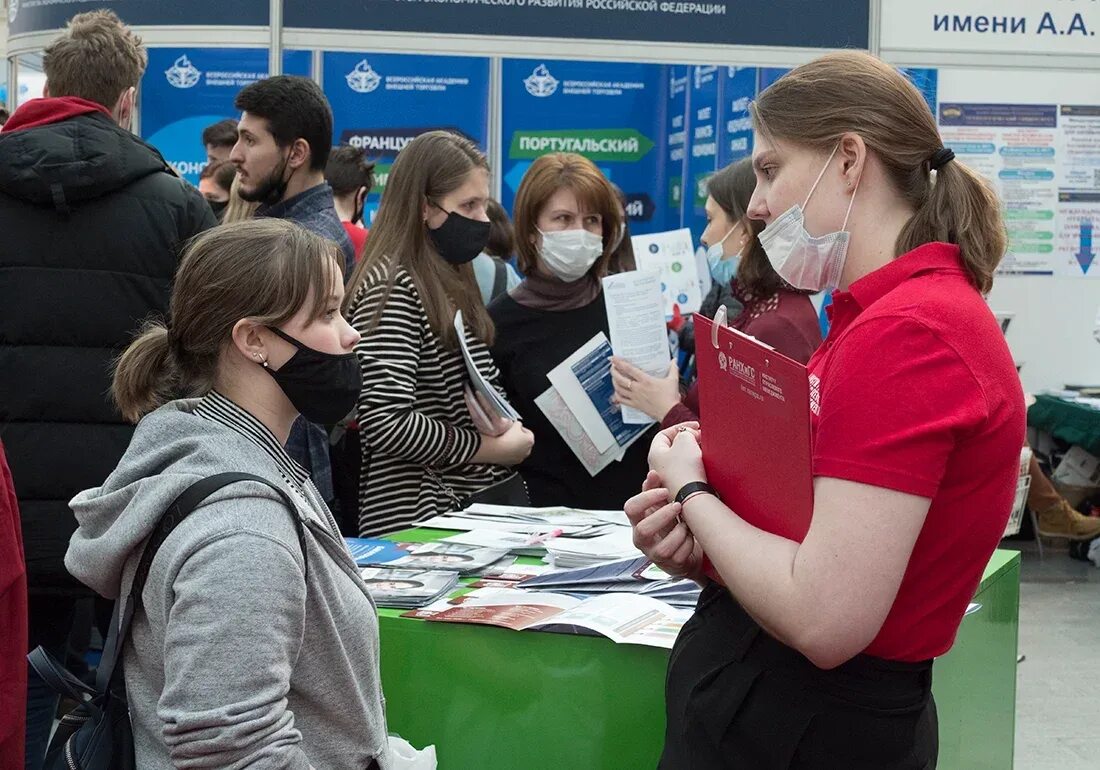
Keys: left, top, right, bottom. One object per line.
{"left": 66, "top": 219, "right": 391, "bottom": 769}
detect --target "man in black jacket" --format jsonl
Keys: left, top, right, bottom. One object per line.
{"left": 0, "top": 11, "right": 215, "bottom": 767}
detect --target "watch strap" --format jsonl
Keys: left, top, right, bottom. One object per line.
{"left": 674, "top": 481, "right": 719, "bottom": 506}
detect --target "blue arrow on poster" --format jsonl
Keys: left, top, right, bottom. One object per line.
{"left": 1077, "top": 220, "right": 1096, "bottom": 274}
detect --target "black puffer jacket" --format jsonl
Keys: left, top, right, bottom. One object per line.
{"left": 0, "top": 106, "right": 216, "bottom": 595}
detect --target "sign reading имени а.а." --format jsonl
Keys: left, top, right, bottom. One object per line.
{"left": 282, "top": 0, "right": 868, "bottom": 49}
{"left": 881, "top": 0, "right": 1100, "bottom": 55}
{"left": 7, "top": 0, "right": 267, "bottom": 35}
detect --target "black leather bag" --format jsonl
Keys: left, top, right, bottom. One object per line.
{"left": 28, "top": 473, "right": 304, "bottom": 770}
{"left": 462, "top": 471, "right": 530, "bottom": 507}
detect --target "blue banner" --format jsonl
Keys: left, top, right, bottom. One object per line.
{"left": 900, "top": 68, "right": 939, "bottom": 114}
{"left": 501, "top": 59, "right": 667, "bottom": 236}
{"left": 284, "top": 1, "right": 868, "bottom": 49}
{"left": 682, "top": 66, "right": 720, "bottom": 243}
{"left": 9, "top": 0, "right": 267, "bottom": 35}
{"left": 717, "top": 67, "right": 756, "bottom": 169}
{"left": 323, "top": 52, "right": 491, "bottom": 226}
{"left": 665, "top": 66, "right": 690, "bottom": 233}
{"left": 141, "top": 48, "right": 312, "bottom": 185}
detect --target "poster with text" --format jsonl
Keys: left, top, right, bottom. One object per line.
{"left": 718, "top": 67, "right": 756, "bottom": 169}
{"left": 665, "top": 66, "right": 690, "bottom": 234}
{"left": 501, "top": 59, "right": 667, "bottom": 235}
{"left": 1056, "top": 105, "right": 1100, "bottom": 278}
{"left": 682, "top": 66, "right": 721, "bottom": 244}
{"left": 939, "top": 103, "right": 1059, "bottom": 275}
{"left": 141, "top": 48, "right": 311, "bottom": 185}
{"left": 323, "top": 52, "right": 491, "bottom": 227}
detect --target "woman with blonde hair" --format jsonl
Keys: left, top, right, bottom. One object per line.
{"left": 346, "top": 131, "right": 533, "bottom": 536}
{"left": 629, "top": 51, "right": 1025, "bottom": 767}
{"left": 221, "top": 172, "right": 259, "bottom": 224}
{"left": 489, "top": 152, "right": 653, "bottom": 509}
{"left": 65, "top": 219, "right": 389, "bottom": 768}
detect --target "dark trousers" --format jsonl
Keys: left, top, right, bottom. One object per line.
{"left": 25, "top": 595, "right": 77, "bottom": 770}
{"left": 660, "top": 583, "right": 938, "bottom": 770}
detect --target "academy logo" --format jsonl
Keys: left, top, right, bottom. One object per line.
{"left": 8, "top": 0, "right": 18, "bottom": 24}
{"left": 524, "top": 64, "right": 558, "bottom": 98}
{"left": 165, "top": 55, "right": 201, "bottom": 89}
{"left": 346, "top": 60, "right": 382, "bottom": 94}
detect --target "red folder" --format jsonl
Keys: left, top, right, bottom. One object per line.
{"left": 693, "top": 312, "right": 814, "bottom": 551}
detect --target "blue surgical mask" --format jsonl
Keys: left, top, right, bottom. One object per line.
{"left": 704, "top": 225, "right": 740, "bottom": 287}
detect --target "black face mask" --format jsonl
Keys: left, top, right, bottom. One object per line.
{"left": 263, "top": 327, "right": 362, "bottom": 425}
{"left": 427, "top": 210, "right": 491, "bottom": 265}
{"left": 209, "top": 199, "right": 229, "bottom": 221}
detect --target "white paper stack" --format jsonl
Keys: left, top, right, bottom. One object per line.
{"left": 359, "top": 568, "right": 459, "bottom": 609}
{"left": 543, "top": 528, "right": 641, "bottom": 569}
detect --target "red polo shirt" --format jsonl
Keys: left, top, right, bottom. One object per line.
{"left": 809, "top": 242, "right": 1025, "bottom": 662}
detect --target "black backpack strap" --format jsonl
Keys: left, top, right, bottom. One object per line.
{"left": 93, "top": 472, "right": 306, "bottom": 694}
{"left": 490, "top": 257, "right": 508, "bottom": 301}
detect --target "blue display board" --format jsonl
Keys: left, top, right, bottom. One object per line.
{"left": 900, "top": 68, "right": 939, "bottom": 114}
{"left": 284, "top": 0, "right": 868, "bottom": 49}
{"left": 9, "top": 0, "right": 267, "bottom": 35}
{"left": 665, "top": 66, "right": 690, "bottom": 234}
{"left": 717, "top": 66, "right": 756, "bottom": 169}
{"left": 140, "top": 48, "right": 312, "bottom": 184}
{"left": 501, "top": 59, "right": 667, "bottom": 235}
{"left": 682, "top": 66, "right": 721, "bottom": 243}
{"left": 323, "top": 52, "right": 491, "bottom": 226}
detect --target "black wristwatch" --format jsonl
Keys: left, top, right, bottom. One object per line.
{"left": 674, "top": 481, "right": 720, "bottom": 506}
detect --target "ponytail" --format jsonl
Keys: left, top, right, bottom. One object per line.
{"left": 112, "top": 322, "right": 176, "bottom": 423}
{"left": 896, "top": 160, "right": 1006, "bottom": 295}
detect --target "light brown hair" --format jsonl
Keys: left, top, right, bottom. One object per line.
{"left": 512, "top": 153, "right": 623, "bottom": 278}
{"left": 751, "top": 50, "right": 1006, "bottom": 294}
{"left": 345, "top": 131, "right": 493, "bottom": 349}
{"left": 113, "top": 220, "right": 341, "bottom": 422}
{"left": 42, "top": 10, "right": 147, "bottom": 110}
{"left": 222, "top": 174, "right": 259, "bottom": 224}
{"left": 706, "top": 158, "right": 781, "bottom": 297}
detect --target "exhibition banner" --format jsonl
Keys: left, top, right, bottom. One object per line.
{"left": 665, "top": 66, "right": 690, "bottom": 232}
{"left": 323, "top": 52, "right": 491, "bottom": 226}
{"left": 284, "top": 0, "right": 869, "bottom": 50}
{"left": 500, "top": 59, "right": 668, "bottom": 235}
{"left": 881, "top": 0, "right": 1100, "bottom": 56}
{"left": 8, "top": 0, "right": 267, "bottom": 35}
{"left": 682, "top": 65, "right": 720, "bottom": 242}
{"left": 141, "top": 48, "right": 312, "bottom": 185}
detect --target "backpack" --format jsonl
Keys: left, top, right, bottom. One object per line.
{"left": 27, "top": 473, "right": 306, "bottom": 770}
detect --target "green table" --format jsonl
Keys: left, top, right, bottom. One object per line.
{"left": 1028, "top": 393, "right": 1100, "bottom": 457}
{"left": 378, "top": 530, "right": 1019, "bottom": 769}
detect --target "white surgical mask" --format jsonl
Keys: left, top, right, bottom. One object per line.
{"left": 758, "top": 143, "right": 860, "bottom": 292}
{"left": 538, "top": 228, "right": 604, "bottom": 281}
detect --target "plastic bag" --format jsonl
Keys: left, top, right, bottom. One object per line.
{"left": 386, "top": 735, "right": 437, "bottom": 770}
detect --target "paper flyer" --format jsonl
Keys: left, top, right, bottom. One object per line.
{"left": 631, "top": 228, "right": 703, "bottom": 317}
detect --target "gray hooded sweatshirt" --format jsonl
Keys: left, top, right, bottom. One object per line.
{"left": 67, "top": 397, "right": 390, "bottom": 770}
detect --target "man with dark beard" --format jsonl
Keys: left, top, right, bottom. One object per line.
{"left": 230, "top": 76, "right": 355, "bottom": 275}
{"left": 229, "top": 75, "right": 355, "bottom": 507}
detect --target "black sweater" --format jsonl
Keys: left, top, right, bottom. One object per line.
{"left": 488, "top": 292, "right": 655, "bottom": 510}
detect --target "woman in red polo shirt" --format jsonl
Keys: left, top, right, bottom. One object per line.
{"left": 627, "top": 51, "right": 1025, "bottom": 768}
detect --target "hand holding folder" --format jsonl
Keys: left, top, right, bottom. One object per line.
{"left": 692, "top": 309, "right": 815, "bottom": 544}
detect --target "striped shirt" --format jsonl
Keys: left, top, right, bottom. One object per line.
{"left": 193, "top": 390, "right": 340, "bottom": 534}
{"left": 348, "top": 262, "right": 507, "bottom": 535}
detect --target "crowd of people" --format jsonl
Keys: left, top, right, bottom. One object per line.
{"left": 0, "top": 8, "right": 1075, "bottom": 770}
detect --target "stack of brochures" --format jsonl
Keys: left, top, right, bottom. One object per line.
{"left": 351, "top": 539, "right": 513, "bottom": 577}
{"left": 543, "top": 528, "right": 640, "bottom": 568}
{"left": 519, "top": 557, "right": 702, "bottom": 609}
{"left": 405, "top": 587, "right": 692, "bottom": 649}
{"left": 359, "top": 568, "right": 459, "bottom": 609}
{"left": 419, "top": 503, "right": 627, "bottom": 539}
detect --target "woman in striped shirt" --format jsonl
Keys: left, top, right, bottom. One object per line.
{"left": 345, "top": 131, "right": 534, "bottom": 535}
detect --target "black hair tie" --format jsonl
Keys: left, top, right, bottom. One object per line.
{"left": 929, "top": 147, "right": 955, "bottom": 171}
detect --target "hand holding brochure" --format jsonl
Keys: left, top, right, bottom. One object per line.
{"left": 454, "top": 309, "right": 519, "bottom": 422}
{"left": 602, "top": 270, "right": 669, "bottom": 425}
